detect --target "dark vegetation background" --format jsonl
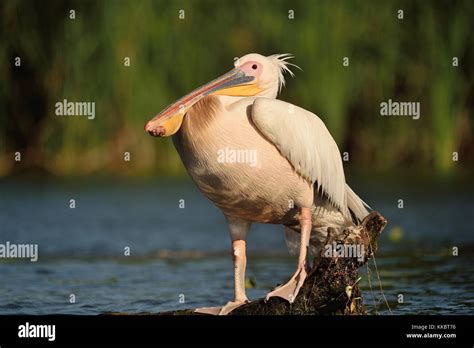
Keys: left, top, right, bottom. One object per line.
{"left": 1, "top": 0, "right": 473, "bottom": 177}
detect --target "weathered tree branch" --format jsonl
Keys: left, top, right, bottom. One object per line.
{"left": 152, "top": 211, "right": 387, "bottom": 316}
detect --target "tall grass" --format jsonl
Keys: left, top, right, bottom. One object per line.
{"left": 0, "top": 0, "right": 472, "bottom": 176}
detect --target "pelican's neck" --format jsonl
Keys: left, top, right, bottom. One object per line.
{"left": 173, "top": 91, "right": 278, "bottom": 153}
{"left": 173, "top": 96, "right": 221, "bottom": 151}
{"left": 216, "top": 95, "right": 250, "bottom": 109}
{"left": 216, "top": 88, "right": 278, "bottom": 109}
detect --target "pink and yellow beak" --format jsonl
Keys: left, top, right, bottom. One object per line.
{"left": 145, "top": 68, "right": 261, "bottom": 137}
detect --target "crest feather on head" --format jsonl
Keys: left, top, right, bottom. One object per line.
{"left": 268, "top": 53, "right": 301, "bottom": 92}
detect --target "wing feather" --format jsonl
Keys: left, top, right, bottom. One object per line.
{"left": 251, "top": 98, "right": 350, "bottom": 217}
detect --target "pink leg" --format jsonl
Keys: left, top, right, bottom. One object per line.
{"left": 195, "top": 239, "right": 249, "bottom": 315}
{"left": 218, "top": 239, "right": 249, "bottom": 315}
{"left": 265, "top": 207, "right": 311, "bottom": 303}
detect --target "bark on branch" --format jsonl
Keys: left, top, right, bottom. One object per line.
{"left": 153, "top": 211, "right": 387, "bottom": 316}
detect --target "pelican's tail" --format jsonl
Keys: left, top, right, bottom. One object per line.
{"left": 346, "top": 184, "right": 371, "bottom": 223}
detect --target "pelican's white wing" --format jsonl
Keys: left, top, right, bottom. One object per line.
{"left": 251, "top": 98, "right": 351, "bottom": 218}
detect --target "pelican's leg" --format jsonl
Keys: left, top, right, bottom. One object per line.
{"left": 218, "top": 239, "right": 249, "bottom": 315}
{"left": 218, "top": 217, "right": 251, "bottom": 315}
{"left": 265, "top": 207, "right": 311, "bottom": 303}
{"left": 194, "top": 217, "right": 251, "bottom": 315}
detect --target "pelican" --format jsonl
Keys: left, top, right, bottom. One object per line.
{"left": 145, "top": 53, "right": 370, "bottom": 315}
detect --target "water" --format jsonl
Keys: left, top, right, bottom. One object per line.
{"left": 0, "top": 175, "right": 473, "bottom": 315}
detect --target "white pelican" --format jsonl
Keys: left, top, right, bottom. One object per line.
{"left": 145, "top": 53, "right": 370, "bottom": 315}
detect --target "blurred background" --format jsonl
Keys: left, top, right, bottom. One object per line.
{"left": 0, "top": 0, "right": 473, "bottom": 315}
{"left": 1, "top": 0, "right": 473, "bottom": 176}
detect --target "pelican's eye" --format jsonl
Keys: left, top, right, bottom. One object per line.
{"left": 240, "top": 62, "right": 262, "bottom": 78}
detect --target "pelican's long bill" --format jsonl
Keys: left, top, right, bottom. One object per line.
{"left": 145, "top": 68, "right": 261, "bottom": 137}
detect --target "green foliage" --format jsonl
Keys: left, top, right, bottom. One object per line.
{"left": 1, "top": 0, "right": 473, "bottom": 176}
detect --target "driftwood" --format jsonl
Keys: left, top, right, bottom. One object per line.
{"left": 152, "top": 211, "right": 387, "bottom": 316}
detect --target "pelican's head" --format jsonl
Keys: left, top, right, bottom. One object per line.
{"left": 145, "top": 53, "right": 297, "bottom": 137}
